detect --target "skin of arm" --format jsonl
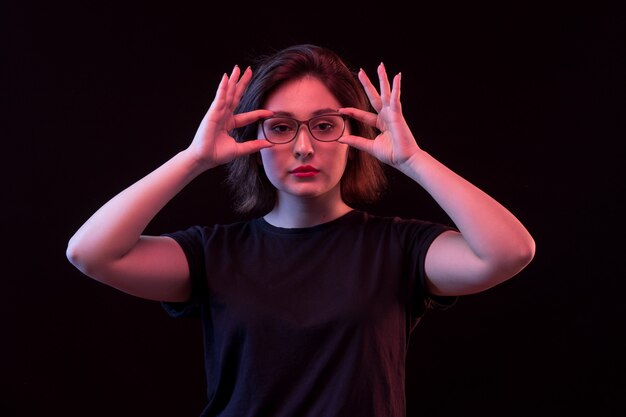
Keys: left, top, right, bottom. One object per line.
{"left": 66, "top": 66, "right": 273, "bottom": 301}
{"left": 339, "top": 64, "right": 536, "bottom": 296}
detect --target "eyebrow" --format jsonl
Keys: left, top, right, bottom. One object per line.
{"left": 270, "top": 108, "right": 340, "bottom": 118}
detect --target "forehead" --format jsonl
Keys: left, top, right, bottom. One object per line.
{"left": 263, "top": 76, "right": 341, "bottom": 115}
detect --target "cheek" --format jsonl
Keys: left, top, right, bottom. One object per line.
{"left": 259, "top": 149, "right": 281, "bottom": 181}
{"left": 259, "top": 149, "right": 271, "bottom": 169}
{"left": 334, "top": 146, "right": 351, "bottom": 170}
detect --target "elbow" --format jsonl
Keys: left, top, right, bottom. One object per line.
{"left": 498, "top": 235, "right": 536, "bottom": 280}
{"left": 66, "top": 238, "right": 88, "bottom": 273}
{"left": 66, "top": 236, "right": 101, "bottom": 277}
{"left": 519, "top": 234, "right": 537, "bottom": 268}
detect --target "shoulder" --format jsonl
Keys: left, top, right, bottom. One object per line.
{"left": 355, "top": 210, "right": 453, "bottom": 235}
{"left": 163, "top": 218, "right": 261, "bottom": 245}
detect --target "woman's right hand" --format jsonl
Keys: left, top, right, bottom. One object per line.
{"left": 187, "top": 65, "right": 274, "bottom": 170}
{"left": 66, "top": 65, "right": 274, "bottom": 302}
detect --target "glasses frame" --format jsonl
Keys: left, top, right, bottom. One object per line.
{"left": 260, "top": 113, "right": 348, "bottom": 144}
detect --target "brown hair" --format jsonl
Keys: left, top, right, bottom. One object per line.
{"left": 227, "top": 44, "right": 387, "bottom": 214}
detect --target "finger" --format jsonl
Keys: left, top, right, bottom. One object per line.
{"left": 338, "top": 107, "right": 378, "bottom": 127}
{"left": 337, "top": 134, "right": 376, "bottom": 155}
{"left": 233, "top": 66, "right": 252, "bottom": 108}
{"left": 390, "top": 73, "right": 402, "bottom": 110}
{"left": 232, "top": 109, "right": 274, "bottom": 129}
{"left": 378, "top": 62, "right": 391, "bottom": 105}
{"left": 235, "top": 138, "right": 274, "bottom": 156}
{"left": 224, "top": 65, "right": 241, "bottom": 109}
{"left": 358, "top": 69, "right": 383, "bottom": 112}
{"left": 208, "top": 73, "right": 229, "bottom": 112}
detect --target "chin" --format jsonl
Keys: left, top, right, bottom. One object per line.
{"left": 284, "top": 184, "right": 332, "bottom": 199}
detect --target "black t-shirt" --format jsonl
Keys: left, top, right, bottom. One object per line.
{"left": 163, "top": 210, "right": 455, "bottom": 417}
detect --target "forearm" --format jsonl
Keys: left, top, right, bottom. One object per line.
{"left": 66, "top": 149, "right": 206, "bottom": 272}
{"left": 398, "top": 150, "right": 535, "bottom": 263}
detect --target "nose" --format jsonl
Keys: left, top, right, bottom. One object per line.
{"left": 293, "top": 124, "right": 315, "bottom": 159}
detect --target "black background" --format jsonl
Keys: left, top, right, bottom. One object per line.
{"left": 5, "top": 2, "right": 625, "bottom": 416}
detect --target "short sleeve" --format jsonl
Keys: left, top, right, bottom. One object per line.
{"left": 400, "top": 218, "right": 458, "bottom": 329}
{"left": 160, "top": 225, "right": 209, "bottom": 318}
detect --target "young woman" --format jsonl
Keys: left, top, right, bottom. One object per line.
{"left": 67, "top": 44, "right": 535, "bottom": 416}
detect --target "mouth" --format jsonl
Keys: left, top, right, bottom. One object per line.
{"left": 290, "top": 165, "right": 320, "bottom": 178}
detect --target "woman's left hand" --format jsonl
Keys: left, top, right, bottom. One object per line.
{"left": 338, "top": 63, "right": 421, "bottom": 170}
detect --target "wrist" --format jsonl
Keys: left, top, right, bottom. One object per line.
{"left": 177, "top": 148, "right": 216, "bottom": 177}
{"left": 396, "top": 148, "right": 431, "bottom": 177}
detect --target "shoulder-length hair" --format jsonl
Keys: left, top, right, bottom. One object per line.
{"left": 226, "top": 44, "right": 387, "bottom": 214}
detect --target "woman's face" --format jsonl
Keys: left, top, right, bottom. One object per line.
{"left": 259, "top": 76, "right": 350, "bottom": 203}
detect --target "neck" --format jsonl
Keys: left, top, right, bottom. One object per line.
{"left": 264, "top": 191, "right": 353, "bottom": 228}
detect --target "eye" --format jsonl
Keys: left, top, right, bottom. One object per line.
{"left": 266, "top": 119, "right": 296, "bottom": 135}
{"left": 312, "top": 122, "right": 334, "bottom": 132}
{"left": 311, "top": 119, "right": 336, "bottom": 132}
{"left": 310, "top": 115, "right": 341, "bottom": 133}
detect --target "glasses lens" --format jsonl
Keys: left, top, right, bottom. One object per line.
{"left": 308, "top": 115, "right": 345, "bottom": 141}
{"left": 262, "top": 118, "right": 298, "bottom": 144}
{"left": 261, "top": 114, "right": 346, "bottom": 143}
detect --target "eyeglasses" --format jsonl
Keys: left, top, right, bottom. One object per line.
{"left": 260, "top": 113, "right": 347, "bottom": 144}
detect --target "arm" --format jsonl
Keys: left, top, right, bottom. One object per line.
{"left": 66, "top": 65, "right": 273, "bottom": 301}
{"left": 339, "top": 64, "right": 535, "bottom": 296}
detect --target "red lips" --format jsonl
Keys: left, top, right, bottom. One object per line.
{"left": 291, "top": 165, "right": 320, "bottom": 173}
{"left": 290, "top": 165, "right": 320, "bottom": 177}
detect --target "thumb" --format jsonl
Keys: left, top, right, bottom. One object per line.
{"left": 338, "top": 135, "right": 376, "bottom": 155}
{"left": 235, "top": 139, "right": 274, "bottom": 157}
